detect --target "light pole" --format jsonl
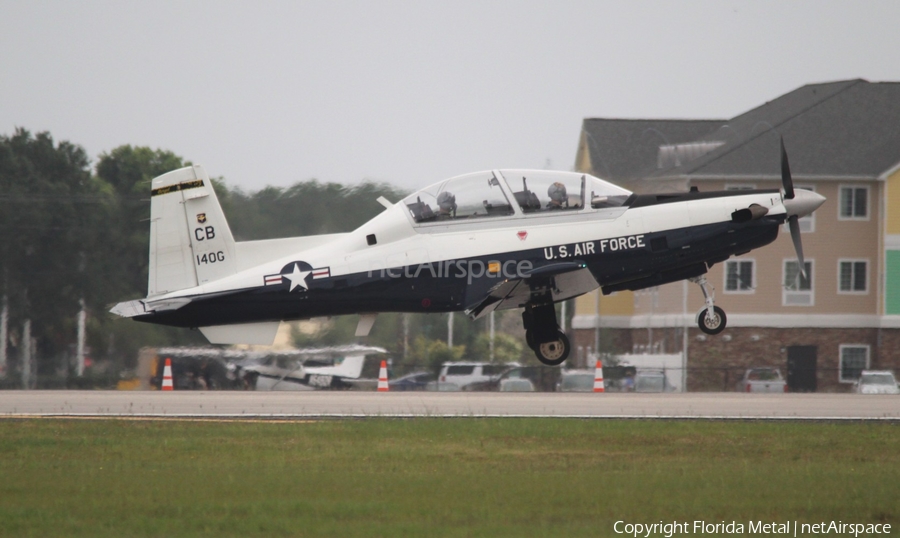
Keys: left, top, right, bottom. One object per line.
{"left": 489, "top": 311, "right": 495, "bottom": 361}
{"left": 447, "top": 311, "right": 454, "bottom": 348}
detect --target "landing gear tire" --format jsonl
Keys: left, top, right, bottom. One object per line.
{"left": 525, "top": 330, "right": 535, "bottom": 350}
{"left": 532, "top": 330, "right": 570, "bottom": 366}
{"left": 697, "top": 306, "right": 727, "bottom": 335}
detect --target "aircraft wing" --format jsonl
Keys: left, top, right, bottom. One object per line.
{"left": 464, "top": 262, "right": 599, "bottom": 320}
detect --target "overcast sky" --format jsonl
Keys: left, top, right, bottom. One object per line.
{"left": 2, "top": 1, "right": 900, "bottom": 192}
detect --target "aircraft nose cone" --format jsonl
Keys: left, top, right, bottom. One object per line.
{"left": 784, "top": 189, "right": 826, "bottom": 218}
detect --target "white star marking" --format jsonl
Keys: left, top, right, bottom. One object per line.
{"left": 283, "top": 263, "right": 311, "bottom": 292}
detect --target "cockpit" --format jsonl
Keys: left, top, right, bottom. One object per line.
{"left": 402, "top": 169, "right": 632, "bottom": 224}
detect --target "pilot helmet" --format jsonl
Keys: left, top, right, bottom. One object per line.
{"left": 548, "top": 182, "right": 567, "bottom": 206}
{"left": 437, "top": 191, "right": 457, "bottom": 215}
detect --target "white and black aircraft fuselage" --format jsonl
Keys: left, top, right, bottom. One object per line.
{"left": 112, "top": 141, "right": 824, "bottom": 365}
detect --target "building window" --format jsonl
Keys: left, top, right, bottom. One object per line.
{"left": 838, "top": 260, "right": 868, "bottom": 294}
{"left": 783, "top": 260, "right": 813, "bottom": 306}
{"left": 839, "top": 186, "right": 869, "bottom": 220}
{"left": 839, "top": 345, "right": 870, "bottom": 383}
{"left": 724, "top": 259, "right": 755, "bottom": 293}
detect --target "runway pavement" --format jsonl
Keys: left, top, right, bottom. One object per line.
{"left": 0, "top": 391, "right": 898, "bottom": 420}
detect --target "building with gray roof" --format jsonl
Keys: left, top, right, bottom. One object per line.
{"left": 572, "top": 79, "right": 900, "bottom": 392}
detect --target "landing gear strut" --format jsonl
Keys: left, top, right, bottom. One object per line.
{"left": 523, "top": 304, "right": 570, "bottom": 366}
{"left": 691, "top": 275, "right": 727, "bottom": 335}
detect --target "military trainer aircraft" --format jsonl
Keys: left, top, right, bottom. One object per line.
{"left": 112, "top": 139, "right": 825, "bottom": 366}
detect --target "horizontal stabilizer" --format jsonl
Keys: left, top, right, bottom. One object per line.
{"left": 199, "top": 322, "right": 281, "bottom": 345}
{"left": 110, "top": 300, "right": 148, "bottom": 318}
{"left": 110, "top": 297, "right": 192, "bottom": 318}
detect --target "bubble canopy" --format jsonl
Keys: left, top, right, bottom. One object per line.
{"left": 402, "top": 170, "right": 632, "bottom": 224}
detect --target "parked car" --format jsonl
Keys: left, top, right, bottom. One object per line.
{"left": 736, "top": 367, "right": 787, "bottom": 393}
{"left": 634, "top": 370, "right": 674, "bottom": 393}
{"left": 439, "top": 362, "right": 515, "bottom": 390}
{"left": 425, "top": 380, "right": 462, "bottom": 391}
{"left": 557, "top": 370, "right": 595, "bottom": 392}
{"left": 462, "top": 365, "right": 560, "bottom": 392}
{"left": 855, "top": 370, "right": 900, "bottom": 394}
{"left": 499, "top": 377, "right": 535, "bottom": 392}
{"left": 496, "top": 367, "right": 536, "bottom": 392}
{"left": 390, "top": 371, "right": 435, "bottom": 391}
{"left": 462, "top": 365, "right": 523, "bottom": 392}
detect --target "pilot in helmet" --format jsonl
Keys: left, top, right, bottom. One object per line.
{"left": 547, "top": 182, "right": 567, "bottom": 209}
{"left": 437, "top": 191, "right": 457, "bottom": 218}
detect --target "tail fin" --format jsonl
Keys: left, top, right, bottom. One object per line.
{"left": 148, "top": 165, "right": 237, "bottom": 297}
{"left": 303, "top": 355, "right": 367, "bottom": 379}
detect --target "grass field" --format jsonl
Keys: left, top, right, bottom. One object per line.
{"left": 0, "top": 419, "right": 897, "bottom": 537}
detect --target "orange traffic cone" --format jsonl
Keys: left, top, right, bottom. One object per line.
{"left": 593, "top": 360, "right": 605, "bottom": 393}
{"left": 162, "top": 358, "right": 174, "bottom": 391}
{"left": 377, "top": 360, "right": 389, "bottom": 392}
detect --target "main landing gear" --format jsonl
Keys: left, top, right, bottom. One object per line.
{"left": 522, "top": 304, "right": 570, "bottom": 366}
{"left": 691, "top": 275, "right": 727, "bottom": 335}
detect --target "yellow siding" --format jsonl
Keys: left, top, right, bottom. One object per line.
{"left": 887, "top": 168, "right": 900, "bottom": 234}
{"left": 575, "top": 131, "right": 592, "bottom": 174}
{"left": 574, "top": 290, "right": 598, "bottom": 316}
{"left": 577, "top": 289, "right": 635, "bottom": 317}
{"left": 599, "top": 290, "right": 634, "bottom": 316}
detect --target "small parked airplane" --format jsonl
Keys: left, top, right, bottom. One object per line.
{"left": 226, "top": 344, "right": 385, "bottom": 391}
{"left": 151, "top": 345, "right": 383, "bottom": 390}
{"left": 112, "top": 139, "right": 824, "bottom": 366}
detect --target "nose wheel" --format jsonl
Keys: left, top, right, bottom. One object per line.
{"left": 691, "top": 275, "right": 727, "bottom": 335}
{"left": 697, "top": 305, "right": 727, "bottom": 335}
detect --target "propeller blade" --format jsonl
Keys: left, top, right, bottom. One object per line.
{"left": 781, "top": 137, "right": 794, "bottom": 200}
{"left": 788, "top": 215, "right": 806, "bottom": 279}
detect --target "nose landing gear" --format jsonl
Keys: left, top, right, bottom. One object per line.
{"left": 691, "top": 275, "right": 727, "bottom": 335}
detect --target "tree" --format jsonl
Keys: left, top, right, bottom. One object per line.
{"left": 225, "top": 180, "right": 409, "bottom": 240}
{"left": 406, "top": 336, "right": 465, "bottom": 376}
{"left": 471, "top": 332, "right": 523, "bottom": 364}
{"left": 0, "top": 129, "right": 107, "bottom": 377}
